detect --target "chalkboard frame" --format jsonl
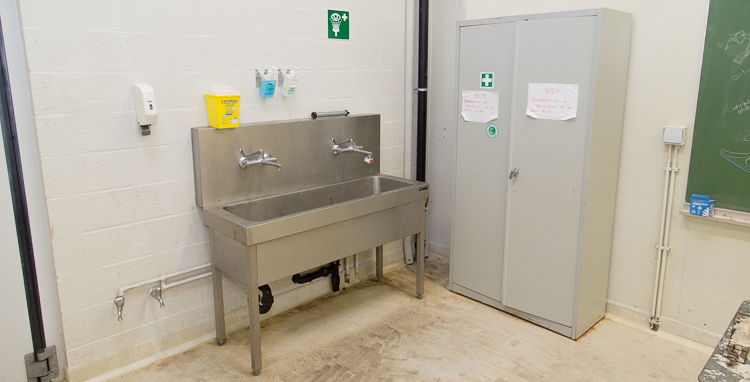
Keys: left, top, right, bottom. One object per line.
{"left": 685, "top": 0, "right": 750, "bottom": 213}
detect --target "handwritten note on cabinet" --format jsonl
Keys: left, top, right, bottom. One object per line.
{"left": 526, "top": 83, "right": 579, "bottom": 120}
{"left": 461, "top": 91, "right": 499, "bottom": 123}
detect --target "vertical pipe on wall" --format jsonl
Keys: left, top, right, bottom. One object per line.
{"left": 653, "top": 147, "right": 679, "bottom": 330}
{"left": 415, "top": 0, "right": 429, "bottom": 182}
{"left": 403, "top": 0, "right": 417, "bottom": 265}
{"left": 650, "top": 146, "right": 678, "bottom": 331}
{"left": 404, "top": 0, "right": 415, "bottom": 180}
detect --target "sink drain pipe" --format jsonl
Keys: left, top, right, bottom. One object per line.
{"left": 292, "top": 261, "right": 341, "bottom": 293}
{"left": 258, "top": 285, "right": 274, "bottom": 314}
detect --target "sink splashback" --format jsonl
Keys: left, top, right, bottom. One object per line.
{"left": 191, "top": 114, "right": 380, "bottom": 208}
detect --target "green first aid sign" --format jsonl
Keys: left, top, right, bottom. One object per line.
{"left": 480, "top": 72, "right": 494, "bottom": 88}
{"left": 328, "top": 10, "right": 349, "bottom": 39}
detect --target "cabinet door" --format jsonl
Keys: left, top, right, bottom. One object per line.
{"left": 451, "top": 22, "right": 515, "bottom": 301}
{"left": 502, "top": 16, "right": 597, "bottom": 326}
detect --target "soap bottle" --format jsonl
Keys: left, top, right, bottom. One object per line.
{"left": 260, "top": 67, "right": 277, "bottom": 98}
{"left": 281, "top": 67, "right": 300, "bottom": 98}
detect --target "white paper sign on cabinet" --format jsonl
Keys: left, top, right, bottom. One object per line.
{"left": 526, "top": 83, "right": 579, "bottom": 120}
{"left": 461, "top": 90, "right": 499, "bottom": 123}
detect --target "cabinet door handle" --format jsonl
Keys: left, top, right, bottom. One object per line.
{"left": 509, "top": 166, "right": 519, "bottom": 180}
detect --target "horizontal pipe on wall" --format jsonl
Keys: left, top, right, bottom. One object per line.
{"left": 116, "top": 263, "right": 212, "bottom": 297}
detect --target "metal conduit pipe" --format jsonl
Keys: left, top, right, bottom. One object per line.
{"left": 402, "top": 0, "right": 416, "bottom": 266}
{"left": 113, "top": 264, "right": 212, "bottom": 321}
{"left": 116, "top": 264, "right": 211, "bottom": 297}
{"left": 404, "top": 0, "right": 415, "bottom": 182}
{"left": 114, "top": 263, "right": 276, "bottom": 320}
{"left": 402, "top": 0, "right": 429, "bottom": 265}
{"left": 655, "top": 147, "right": 680, "bottom": 323}
{"left": 162, "top": 272, "right": 211, "bottom": 291}
{"left": 649, "top": 146, "right": 673, "bottom": 329}
{"left": 149, "top": 272, "right": 214, "bottom": 308}
{"left": 415, "top": 0, "right": 429, "bottom": 183}
{"left": 649, "top": 146, "right": 680, "bottom": 331}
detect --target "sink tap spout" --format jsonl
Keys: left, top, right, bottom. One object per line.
{"left": 239, "top": 148, "right": 282, "bottom": 170}
{"left": 331, "top": 138, "right": 374, "bottom": 164}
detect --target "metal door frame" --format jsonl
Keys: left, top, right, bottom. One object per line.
{"left": 0, "top": 14, "right": 47, "bottom": 355}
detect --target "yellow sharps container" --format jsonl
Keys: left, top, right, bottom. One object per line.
{"left": 205, "top": 86, "right": 241, "bottom": 129}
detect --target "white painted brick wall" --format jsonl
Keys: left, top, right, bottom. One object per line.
{"left": 17, "top": 0, "right": 407, "bottom": 379}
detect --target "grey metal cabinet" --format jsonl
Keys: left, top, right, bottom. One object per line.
{"left": 449, "top": 9, "right": 631, "bottom": 339}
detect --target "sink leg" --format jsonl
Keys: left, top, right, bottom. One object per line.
{"left": 247, "top": 246, "right": 262, "bottom": 376}
{"left": 376, "top": 245, "right": 384, "bottom": 281}
{"left": 212, "top": 266, "right": 227, "bottom": 345}
{"left": 416, "top": 208, "right": 425, "bottom": 299}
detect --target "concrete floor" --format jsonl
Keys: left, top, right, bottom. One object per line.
{"left": 108, "top": 257, "right": 711, "bottom": 381}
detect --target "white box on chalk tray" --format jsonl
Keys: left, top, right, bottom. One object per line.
{"left": 690, "top": 194, "right": 715, "bottom": 217}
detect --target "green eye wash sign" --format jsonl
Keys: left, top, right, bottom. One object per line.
{"left": 328, "top": 10, "right": 349, "bottom": 39}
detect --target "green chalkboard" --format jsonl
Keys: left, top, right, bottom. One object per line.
{"left": 686, "top": 0, "right": 750, "bottom": 213}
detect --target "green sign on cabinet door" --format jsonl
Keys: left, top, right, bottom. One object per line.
{"left": 480, "top": 72, "right": 494, "bottom": 88}
{"left": 487, "top": 123, "right": 499, "bottom": 138}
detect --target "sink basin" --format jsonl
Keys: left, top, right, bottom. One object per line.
{"left": 203, "top": 174, "right": 427, "bottom": 247}
{"left": 224, "top": 176, "right": 413, "bottom": 222}
{"left": 203, "top": 171, "right": 427, "bottom": 297}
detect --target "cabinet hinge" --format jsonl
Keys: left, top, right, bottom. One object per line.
{"left": 25, "top": 345, "right": 59, "bottom": 382}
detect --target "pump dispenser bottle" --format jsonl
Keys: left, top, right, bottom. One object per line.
{"left": 281, "top": 67, "right": 300, "bottom": 98}
{"left": 259, "top": 66, "right": 278, "bottom": 98}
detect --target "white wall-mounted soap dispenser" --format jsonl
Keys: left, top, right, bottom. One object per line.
{"left": 281, "top": 67, "right": 300, "bottom": 98}
{"left": 132, "top": 83, "right": 157, "bottom": 136}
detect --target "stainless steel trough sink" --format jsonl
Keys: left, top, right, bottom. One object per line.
{"left": 191, "top": 115, "right": 428, "bottom": 376}
{"left": 202, "top": 175, "right": 424, "bottom": 247}
{"left": 225, "top": 176, "right": 413, "bottom": 222}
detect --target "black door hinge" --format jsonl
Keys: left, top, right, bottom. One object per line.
{"left": 25, "top": 345, "right": 59, "bottom": 382}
